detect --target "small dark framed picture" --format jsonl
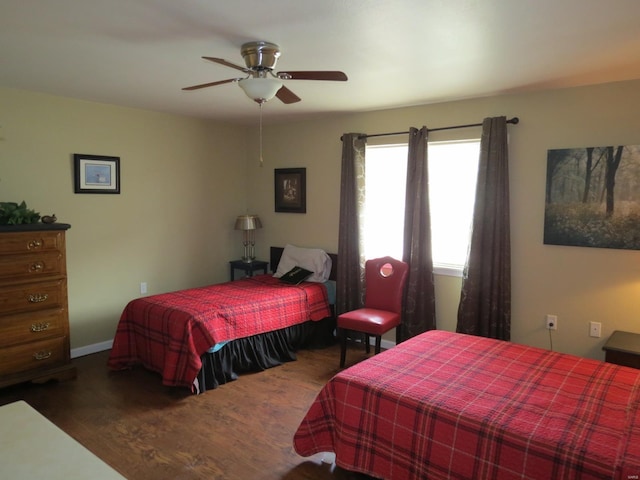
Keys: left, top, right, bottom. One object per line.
{"left": 73, "top": 154, "right": 120, "bottom": 194}
{"left": 274, "top": 168, "right": 306, "bottom": 213}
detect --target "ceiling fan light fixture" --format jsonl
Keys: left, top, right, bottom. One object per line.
{"left": 238, "top": 77, "right": 282, "bottom": 103}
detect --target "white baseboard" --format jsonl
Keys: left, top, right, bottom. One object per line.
{"left": 70, "top": 340, "right": 113, "bottom": 359}
{"left": 380, "top": 338, "right": 396, "bottom": 350}
{"left": 353, "top": 337, "right": 396, "bottom": 350}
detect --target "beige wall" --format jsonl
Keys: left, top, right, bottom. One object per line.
{"left": 249, "top": 79, "right": 640, "bottom": 361}
{"left": 3, "top": 80, "right": 640, "bottom": 361}
{"left": 0, "top": 87, "right": 247, "bottom": 350}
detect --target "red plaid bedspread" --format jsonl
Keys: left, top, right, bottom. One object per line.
{"left": 108, "top": 275, "right": 330, "bottom": 389}
{"left": 294, "top": 330, "right": 640, "bottom": 480}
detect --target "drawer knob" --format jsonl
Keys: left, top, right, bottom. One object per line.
{"left": 31, "top": 322, "right": 51, "bottom": 332}
{"left": 28, "top": 293, "right": 49, "bottom": 303}
{"left": 33, "top": 350, "right": 53, "bottom": 360}
{"left": 27, "top": 240, "right": 43, "bottom": 249}
{"left": 30, "top": 262, "right": 44, "bottom": 272}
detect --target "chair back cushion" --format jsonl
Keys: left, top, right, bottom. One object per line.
{"left": 364, "top": 256, "right": 409, "bottom": 313}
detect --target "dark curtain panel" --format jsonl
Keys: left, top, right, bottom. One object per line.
{"left": 457, "top": 116, "right": 511, "bottom": 340}
{"left": 336, "top": 133, "right": 366, "bottom": 315}
{"left": 399, "top": 126, "right": 436, "bottom": 343}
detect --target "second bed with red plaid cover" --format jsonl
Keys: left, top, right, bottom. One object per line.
{"left": 294, "top": 330, "right": 640, "bottom": 480}
{"left": 108, "top": 275, "right": 330, "bottom": 390}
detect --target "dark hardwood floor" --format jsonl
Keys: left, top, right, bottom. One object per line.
{"left": 0, "top": 343, "right": 376, "bottom": 480}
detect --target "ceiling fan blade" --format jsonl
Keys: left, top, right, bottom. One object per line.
{"left": 182, "top": 78, "right": 238, "bottom": 91}
{"left": 202, "top": 57, "right": 249, "bottom": 73}
{"left": 277, "top": 71, "right": 348, "bottom": 81}
{"left": 275, "top": 85, "right": 301, "bottom": 104}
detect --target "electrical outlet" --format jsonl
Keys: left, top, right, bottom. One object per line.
{"left": 140, "top": 282, "right": 148, "bottom": 295}
{"left": 589, "top": 321, "right": 602, "bottom": 338}
{"left": 545, "top": 314, "right": 557, "bottom": 330}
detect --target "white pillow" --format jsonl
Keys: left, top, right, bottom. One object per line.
{"left": 273, "top": 244, "right": 332, "bottom": 283}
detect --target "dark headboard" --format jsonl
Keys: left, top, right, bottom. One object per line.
{"left": 270, "top": 246, "right": 338, "bottom": 281}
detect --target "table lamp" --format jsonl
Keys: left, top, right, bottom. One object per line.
{"left": 235, "top": 214, "right": 262, "bottom": 263}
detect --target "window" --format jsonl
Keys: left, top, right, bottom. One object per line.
{"left": 364, "top": 140, "right": 480, "bottom": 276}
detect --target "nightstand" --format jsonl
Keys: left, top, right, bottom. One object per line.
{"left": 602, "top": 330, "right": 640, "bottom": 369}
{"left": 229, "top": 259, "right": 269, "bottom": 280}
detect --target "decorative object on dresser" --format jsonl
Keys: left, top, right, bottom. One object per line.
{"left": 0, "top": 223, "right": 76, "bottom": 388}
{"left": 234, "top": 214, "right": 262, "bottom": 262}
{"left": 0, "top": 201, "right": 40, "bottom": 225}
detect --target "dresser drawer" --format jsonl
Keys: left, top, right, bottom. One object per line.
{"left": 0, "top": 252, "right": 64, "bottom": 282}
{"left": 0, "top": 231, "right": 64, "bottom": 255}
{"left": 0, "top": 279, "right": 66, "bottom": 316}
{"left": 0, "top": 336, "right": 66, "bottom": 376}
{"left": 0, "top": 309, "right": 66, "bottom": 347}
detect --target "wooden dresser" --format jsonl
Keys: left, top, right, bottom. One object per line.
{"left": 0, "top": 224, "right": 76, "bottom": 388}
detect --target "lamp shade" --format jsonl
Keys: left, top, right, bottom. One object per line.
{"left": 238, "top": 77, "right": 282, "bottom": 103}
{"left": 235, "top": 214, "right": 262, "bottom": 231}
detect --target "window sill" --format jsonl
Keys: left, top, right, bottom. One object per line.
{"left": 433, "top": 265, "right": 463, "bottom": 278}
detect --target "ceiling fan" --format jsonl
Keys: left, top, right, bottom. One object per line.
{"left": 182, "top": 41, "right": 348, "bottom": 104}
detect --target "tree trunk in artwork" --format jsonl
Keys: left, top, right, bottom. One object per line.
{"left": 582, "top": 147, "right": 594, "bottom": 203}
{"left": 604, "top": 146, "right": 623, "bottom": 216}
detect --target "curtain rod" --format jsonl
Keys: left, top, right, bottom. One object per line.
{"left": 342, "top": 117, "right": 519, "bottom": 141}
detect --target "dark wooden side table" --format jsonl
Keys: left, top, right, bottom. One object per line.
{"left": 229, "top": 259, "right": 269, "bottom": 280}
{"left": 602, "top": 330, "right": 640, "bottom": 369}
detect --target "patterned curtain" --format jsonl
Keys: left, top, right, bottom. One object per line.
{"left": 336, "top": 133, "right": 367, "bottom": 315}
{"left": 457, "top": 116, "right": 511, "bottom": 340}
{"left": 399, "top": 126, "right": 436, "bottom": 342}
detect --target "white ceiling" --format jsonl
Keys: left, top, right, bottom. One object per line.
{"left": 2, "top": 0, "right": 640, "bottom": 126}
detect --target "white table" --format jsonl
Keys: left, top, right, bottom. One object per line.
{"left": 0, "top": 400, "right": 126, "bottom": 479}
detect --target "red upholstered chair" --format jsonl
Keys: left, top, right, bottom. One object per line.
{"left": 338, "top": 256, "right": 409, "bottom": 368}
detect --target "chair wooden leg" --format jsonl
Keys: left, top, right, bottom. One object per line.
{"left": 375, "top": 335, "right": 382, "bottom": 354}
{"left": 365, "top": 334, "right": 370, "bottom": 354}
{"left": 340, "top": 328, "right": 347, "bottom": 368}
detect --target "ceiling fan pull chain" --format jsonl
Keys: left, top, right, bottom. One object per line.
{"left": 259, "top": 101, "right": 264, "bottom": 167}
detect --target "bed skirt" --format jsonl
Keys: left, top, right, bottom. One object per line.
{"left": 195, "top": 316, "right": 336, "bottom": 393}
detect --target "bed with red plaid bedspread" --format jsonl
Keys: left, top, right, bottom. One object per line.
{"left": 108, "top": 274, "right": 330, "bottom": 390}
{"left": 294, "top": 330, "right": 640, "bottom": 480}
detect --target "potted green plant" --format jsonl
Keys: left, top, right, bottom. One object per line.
{"left": 0, "top": 201, "right": 41, "bottom": 225}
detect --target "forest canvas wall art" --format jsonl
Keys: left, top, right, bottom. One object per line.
{"left": 544, "top": 145, "right": 640, "bottom": 250}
